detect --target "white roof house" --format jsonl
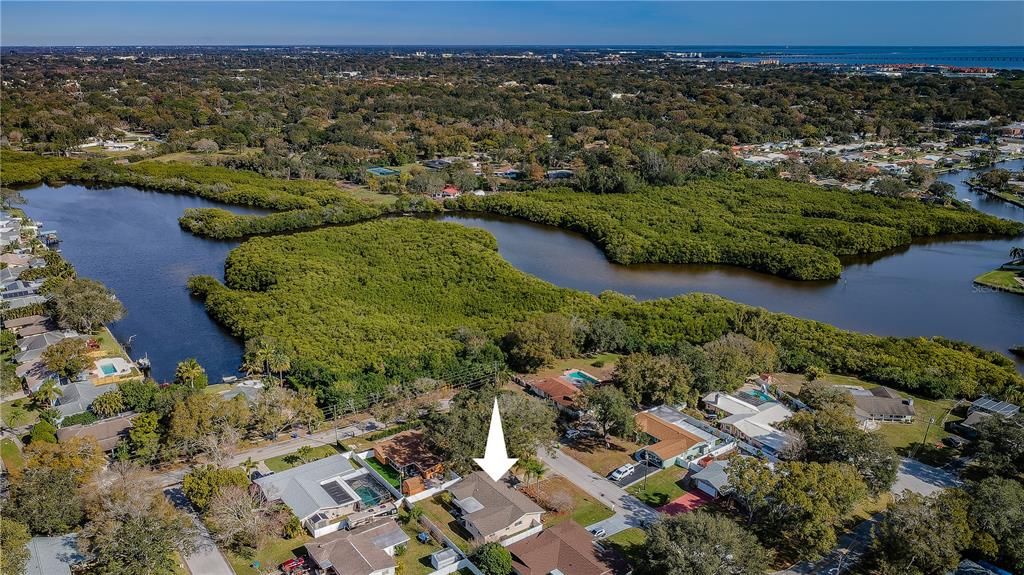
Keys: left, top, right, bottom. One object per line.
{"left": 703, "top": 390, "right": 794, "bottom": 459}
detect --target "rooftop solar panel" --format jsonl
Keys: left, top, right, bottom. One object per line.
{"left": 322, "top": 480, "right": 355, "bottom": 505}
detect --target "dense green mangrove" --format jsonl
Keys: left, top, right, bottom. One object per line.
{"left": 189, "top": 219, "right": 1024, "bottom": 404}
{"left": 450, "top": 180, "right": 1024, "bottom": 280}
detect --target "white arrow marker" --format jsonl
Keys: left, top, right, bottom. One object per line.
{"left": 474, "top": 398, "right": 518, "bottom": 482}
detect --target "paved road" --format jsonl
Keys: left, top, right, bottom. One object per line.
{"left": 537, "top": 447, "right": 658, "bottom": 537}
{"left": 892, "top": 457, "right": 961, "bottom": 496}
{"left": 152, "top": 418, "right": 382, "bottom": 489}
{"left": 165, "top": 487, "right": 235, "bottom": 575}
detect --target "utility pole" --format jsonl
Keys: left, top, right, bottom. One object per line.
{"left": 914, "top": 416, "right": 936, "bottom": 458}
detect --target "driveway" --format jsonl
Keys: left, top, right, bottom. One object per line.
{"left": 776, "top": 514, "right": 881, "bottom": 575}
{"left": 613, "top": 463, "right": 661, "bottom": 488}
{"left": 165, "top": 487, "right": 235, "bottom": 575}
{"left": 892, "top": 458, "right": 961, "bottom": 496}
{"left": 538, "top": 448, "right": 658, "bottom": 537}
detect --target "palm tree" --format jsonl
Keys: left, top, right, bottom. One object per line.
{"left": 32, "top": 379, "right": 62, "bottom": 408}
{"left": 175, "top": 358, "right": 205, "bottom": 389}
{"left": 519, "top": 458, "right": 547, "bottom": 485}
{"left": 244, "top": 336, "right": 278, "bottom": 380}
{"left": 267, "top": 349, "right": 291, "bottom": 385}
{"left": 1010, "top": 246, "right": 1024, "bottom": 264}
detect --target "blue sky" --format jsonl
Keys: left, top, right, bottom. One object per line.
{"left": 2, "top": 1, "right": 1022, "bottom": 47}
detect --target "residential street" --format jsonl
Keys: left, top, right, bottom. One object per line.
{"left": 165, "top": 487, "right": 235, "bottom": 575}
{"left": 537, "top": 447, "right": 658, "bottom": 536}
{"left": 151, "top": 417, "right": 382, "bottom": 489}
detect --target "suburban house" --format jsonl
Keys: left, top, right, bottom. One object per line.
{"left": 431, "top": 184, "right": 461, "bottom": 199}
{"left": 15, "top": 330, "right": 82, "bottom": 364}
{"left": 54, "top": 381, "right": 119, "bottom": 418}
{"left": 507, "top": 521, "right": 617, "bottom": 575}
{"left": 703, "top": 389, "right": 794, "bottom": 459}
{"left": 373, "top": 429, "right": 446, "bottom": 494}
{"left": 689, "top": 459, "right": 733, "bottom": 498}
{"left": 633, "top": 405, "right": 728, "bottom": 468}
{"left": 448, "top": 471, "right": 544, "bottom": 544}
{"left": 948, "top": 411, "right": 992, "bottom": 439}
{"left": 525, "top": 377, "right": 583, "bottom": 416}
{"left": 845, "top": 386, "right": 917, "bottom": 424}
{"left": 303, "top": 518, "right": 409, "bottom": 575}
{"left": 3, "top": 314, "right": 55, "bottom": 336}
{"left": 968, "top": 396, "right": 1020, "bottom": 418}
{"left": 55, "top": 413, "right": 134, "bottom": 451}
{"left": 254, "top": 454, "right": 395, "bottom": 536}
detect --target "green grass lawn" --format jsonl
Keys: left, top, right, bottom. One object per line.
{"left": 263, "top": 444, "right": 343, "bottom": 473}
{"left": 626, "top": 467, "right": 687, "bottom": 508}
{"left": 974, "top": 269, "right": 1024, "bottom": 294}
{"left": 1, "top": 399, "right": 39, "bottom": 428}
{"left": 0, "top": 438, "right": 25, "bottom": 472}
{"left": 363, "top": 456, "right": 402, "bottom": 488}
{"left": 396, "top": 513, "right": 445, "bottom": 575}
{"left": 225, "top": 533, "right": 310, "bottom": 575}
{"left": 601, "top": 527, "right": 646, "bottom": 563}
{"left": 535, "top": 353, "right": 621, "bottom": 381}
{"left": 527, "top": 476, "right": 614, "bottom": 528}
{"left": 90, "top": 327, "right": 130, "bottom": 359}
{"left": 418, "top": 495, "right": 473, "bottom": 553}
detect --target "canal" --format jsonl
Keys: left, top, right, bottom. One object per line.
{"left": 19, "top": 185, "right": 268, "bottom": 382}
{"left": 17, "top": 160, "right": 1024, "bottom": 381}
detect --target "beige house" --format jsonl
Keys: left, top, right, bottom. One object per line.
{"left": 448, "top": 471, "right": 544, "bottom": 544}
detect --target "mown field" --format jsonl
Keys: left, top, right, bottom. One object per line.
{"left": 451, "top": 179, "right": 1023, "bottom": 280}
{"left": 189, "top": 218, "right": 1024, "bottom": 405}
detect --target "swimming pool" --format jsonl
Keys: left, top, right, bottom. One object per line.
{"left": 99, "top": 363, "right": 117, "bottom": 376}
{"left": 563, "top": 369, "right": 600, "bottom": 386}
{"left": 348, "top": 476, "right": 390, "bottom": 506}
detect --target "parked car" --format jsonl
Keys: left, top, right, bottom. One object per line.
{"left": 943, "top": 435, "right": 968, "bottom": 449}
{"left": 589, "top": 527, "right": 607, "bottom": 538}
{"left": 609, "top": 463, "right": 635, "bottom": 481}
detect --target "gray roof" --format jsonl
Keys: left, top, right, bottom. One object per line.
{"left": 305, "top": 519, "right": 408, "bottom": 575}
{"left": 449, "top": 471, "right": 544, "bottom": 539}
{"left": 692, "top": 460, "right": 731, "bottom": 493}
{"left": 55, "top": 382, "right": 119, "bottom": 417}
{"left": 24, "top": 535, "right": 85, "bottom": 575}
{"left": 971, "top": 396, "right": 1020, "bottom": 417}
{"left": 253, "top": 454, "right": 357, "bottom": 520}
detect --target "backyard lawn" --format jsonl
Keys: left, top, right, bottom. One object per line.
{"left": 561, "top": 435, "right": 641, "bottom": 476}
{"left": 534, "top": 353, "right": 620, "bottom": 381}
{"left": 263, "top": 444, "right": 344, "bottom": 473}
{"left": 418, "top": 495, "right": 473, "bottom": 553}
{"left": 225, "top": 533, "right": 310, "bottom": 575}
{"left": 0, "top": 438, "right": 25, "bottom": 473}
{"left": 626, "top": 467, "right": 687, "bottom": 507}
{"left": 90, "top": 327, "right": 131, "bottom": 360}
{"left": 525, "top": 476, "right": 614, "bottom": 528}
{"left": 364, "top": 456, "right": 403, "bottom": 488}
{"left": 397, "top": 512, "right": 446, "bottom": 575}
